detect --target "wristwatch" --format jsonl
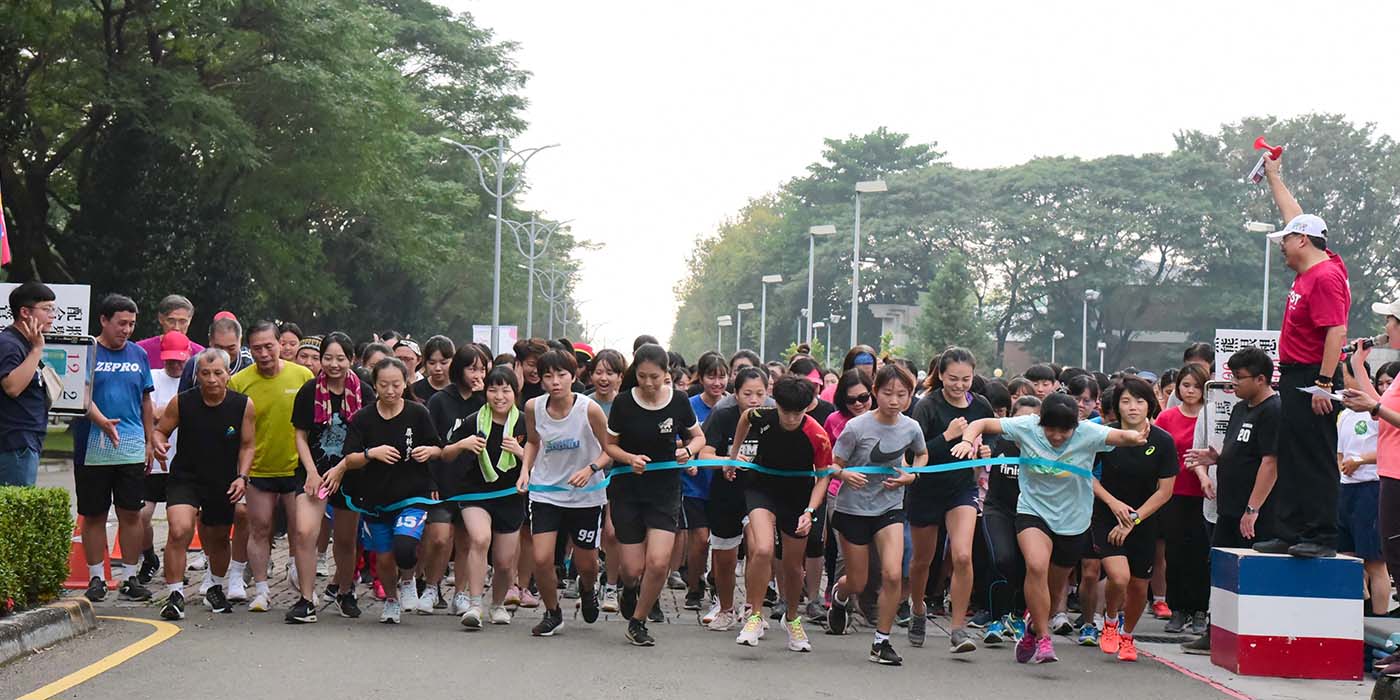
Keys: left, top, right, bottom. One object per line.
{"left": 1128, "top": 510, "right": 1141, "bottom": 526}
{"left": 1244, "top": 505, "right": 1257, "bottom": 515}
{"left": 233, "top": 474, "right": 248, "bottom": 482}
{"left": 803, "top": 507, "right": 816, "bottom": 516}
{"left": 588, "top": 462, "right": 602, "bottom": 473}
{"left": 1372, "top": 404, "right": 1384, "bottom": 418}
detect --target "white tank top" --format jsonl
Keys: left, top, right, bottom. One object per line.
{"left": 529, "top": 393, "right": 607, "bottom": 507}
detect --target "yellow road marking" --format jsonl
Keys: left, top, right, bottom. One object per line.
{"left": 16, "top": 615, "right": 180, "bottom": 700}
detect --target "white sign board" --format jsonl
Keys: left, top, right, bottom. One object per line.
{"left": 0, "top": 282, "right": 92, "bottom": 336}
{"left": 1203, "top": 380, "right": 1238, "bottom": 452}
{"left": 472, "top": 324, "right": 519, "bottom": 357}
{"left": 1213, "top": 329, "right": 1281, "bottom": 383}
{"left": 41, "top": 335, "right": 95, "bottom": 415}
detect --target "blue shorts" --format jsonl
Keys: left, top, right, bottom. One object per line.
{"left": 361, "top": 508, "right": 427, "bottom": 553}
{"left": 1338, "top": 481, "right": 1381, "bottom": 560}
{"left": 0, "top": 446, "right": 40, "bottom": 487}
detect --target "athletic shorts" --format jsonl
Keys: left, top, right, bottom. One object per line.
{"left": 166, "top": 475, "right": 238, "bottom": 526}
{"left": 610, "top": 492, "right": 680, "bottom": 545}
{"left": 530, "top": 502, "right": 604, "bottom": 550}
{"left": 831, "top": 508, "right": 905, "bottom": 547}
{"left": 462, "top": 492, "right": 527, "bottom": 534}
{"left": 75, "top": 462, "right": 146, "bottom": 516}
{"left": 143, "top": 473, "right": 169, "bottom": 503}
{"left": 1015, "top": 513, "right": 1088, "bottom": 568}
{"left": 705, "top": 484, "right": 747, "bottom": 542}
{"left": 679, "top": 496, "right": 709, "bottom": 530}
{"left": 745, "top": 488, "right": 809, "bottom": 540}
{"left": 1091, "top": 519, "right": 1158, "bottom": 578}
{"left": 425, "top": 502, "right": 465, "bottom": 527}
{"left": 805, "top": 501, "right": 827, "bottom": 559}
{"left": 362, "top": 508, "right": 428, "bottom": 553}
{"left": 907, "top": 485, "right": 979, "bottom": 528}
{"left": 249, "top": 474, "right": 303, "bottom": 494}
{"left": 1338, "top": 481, "right": 1381, "bottom": 560}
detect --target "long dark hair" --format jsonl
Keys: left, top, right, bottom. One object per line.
{"left": 621, "top": 343, "right": 669, "bottom": 392}
{"left": 833, "top": 368, "right": 874, "bottom": 418}
{"left": 923, "top": 346, "right": 977, "bottom": 393}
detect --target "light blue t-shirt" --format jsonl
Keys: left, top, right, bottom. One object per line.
{"left": 999, "top": 414, "right": 1113, "bottom": 535}
{"left": 78, "top": 341, "right": 154, "bottom": 466}
{"left": 683, "top": 393, "right": 722, "bottom": 498}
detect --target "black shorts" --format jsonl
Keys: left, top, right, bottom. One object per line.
{"left": 705, "top": 483, "right": 747, "bottom": 541}
{"left": 249, "top": 474, "right": 303, "bottom": 494}
{"left": 75, "top": 463, "right": 146, "bottom": 516}
{"left": 831, "top": 508, "right": 905, "bottom": 547}
{"left": 610, "top": 492, "right": 680, "bottom": 545}
{"left": 530, "top": 502, "right": 604, "bottom": 550}
{"left": 167, "top": 475, "right": 237, "bottom": 526}
{"left": 1015, "top": 513, "right": 1088, "bottom": 568}
{"left": 805, "top": 501, "right": 827, "bottom": 558}
{"left": 1092, "top": 519, "right": 1157, "bottom": 579}
{"left": 425, "top": 502, "right": 464, "bottom": 526}
{"left": 745, "top": 488, "right": 809, "bottom": 540}
{"left": 679, "top": 496, "right": 709, "bottom": 530}
{"left": 143, "top": 473, "right": 169, "bottom": 503}
{"left": 908, "top": 485, "right": 979, "bottom": 528}
{"left": 462, "top": 492, "right": 527, "bottom": 534}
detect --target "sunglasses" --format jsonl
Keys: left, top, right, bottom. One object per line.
{"left": 845, "top": 393, "right": 872, "bottom": 405}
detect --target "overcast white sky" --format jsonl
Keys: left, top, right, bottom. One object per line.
{"left": 445, "top": 0, "right": 1399, "bottom": 351}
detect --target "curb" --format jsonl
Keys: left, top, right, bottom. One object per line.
{"left": 0, "top": 598, "right": 98, "bottom": 666}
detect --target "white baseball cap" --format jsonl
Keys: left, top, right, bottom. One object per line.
{"left": 1266, "top": 213, "right": 1327, "bottom": 241}
{"left": 1373, "top": 300, "right": 1400, "bottom": 319}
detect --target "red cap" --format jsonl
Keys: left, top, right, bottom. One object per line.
{"left": 160, "top": 330, "right": 192, "bottom": 362}
{"left": 213, "top": 310, "right": 237, "bottom": 321}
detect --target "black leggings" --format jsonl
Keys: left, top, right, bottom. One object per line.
{"left": 1163, "top": 496, "right": 1210, "bottom": 614}
{"left": 980, "top": 504, "right": 1024, "bottom": 618}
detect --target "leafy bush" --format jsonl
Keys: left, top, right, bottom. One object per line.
{"left": 0, "top": 487, "right": 74, "bottom": 612}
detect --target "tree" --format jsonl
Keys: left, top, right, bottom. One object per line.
{"left": 908, "top": 250, "right": 994, "bottom": 365}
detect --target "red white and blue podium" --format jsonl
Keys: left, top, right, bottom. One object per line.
{"left": 1210, "top": 548, "right": 1363, "bottom": 680}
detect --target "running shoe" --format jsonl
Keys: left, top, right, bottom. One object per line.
{"left": 769, "top": 600, "right": 787, "bottom": 621}
{"left": 417, "top": 584, "right": 438, "bottom": 615}
{"left": 563, "top": 578, "right": 580, "bottom": 600}
{"left": 206, "top": 584, "right": 232, "bottom": 614}
{"left": 1181, "top": 634, "right": 1211, "bottom": 655}
{"left": 449, "top": 592, "right": 470, "bottom": 615}
{"left": 827, "top": 595, "right": 849, "bottom": 635}
{"left": 1076, "top": 624, "right": 1100, "bottom": 647}
{"left": 461, "top": 604, "right": 484, "bottom": 630}
{"left": 187, "top": 550, "right": 208, "bottom": 572}
{"left": 380, "top": 599, "right": 401, "bottom": 624}
{"left": 764, "top": 584, "right": 778, "bottom": 607}
{"left": 393, "top": 580, "right": 415, "bottom": 614}
{"left": 982, "top": 620, "right": 1008, "bottom": 646}
{"left": 950, "top": 627, "right": 977, "bottom": 653}
{"left": 626, "top": 618, "right": 655, "bottom": 646}
{"left": 648, "top": 599, "right": 665, "bottom": 623}
{"left": 895, "top": 600, "right": 912, "bottom": 627}
{"left": 785, "top": 616, "right": 812, "bottom": 652}
{"left": 737, "top": 613, "right": 764, "bottom": 646}
{"left": 322, "top": 582, "right": 341, "bottom": 605}
{"left": 707, "top": 609, "right": 737, "bottom": 631}
{"left": 1151, "top": 600, "right": 1171, "bottom": 619}
{"left": 518, "top": 587, "right": 541, "bottom": 609}
{"left": 581, "top": 587, "right": 600, "bottom": 624}
{"left": 1100, "top": 618, "right": 1121, "bottom": 654}
{"left": 532, "top": 607, "right": 565, "bottom": 637}
{"left": 804, "top": 600, "right": 827, "bottom": 623}
{"left": 1014, "top": 626, "right": 1037, "bottom": 663}
{"left": 601, "top": 586, "right": 620, "bottom": 613}
{"left": 504, "top": 584, "right": 522, "bottom": 610}
{"left": 667, "top": 571, "right": 686, "bottom": 590}
{"left": 1049, "top": 611, "right": 1072, "bottom": 636}
{"left": 248, "top": 592, "right": 270, "bottom": 612}
{"left": 119, "top": 576, "right": 153, "bottom": 601}
{"left": 1189, "top": 611, "right": 1209, "bottom": 635}
{"left": 161, "top": 591, "right": 186, "bottom": 620}
{"left": 869, "top": 639, "right": 903, "bottom": 666}
{"left": 1031, "top": 636, "right": 1058, "bottom": 664}
{"left": 620, "top": 585, "right": 638, "bottom": 620}
{"left": 967, "top": 610, "right": 995, "bottom": 629}
{"left": 908, "top": 614, "right": 926, "bottom": 647}
{"left": 84, "top": 576, "right": 107, "bottom": 603}
{"left": 285, "top": 597, "right": 318, "bottom": 624}
{"left": 372, "top": 579, "right": 386, "bottom": 601}
{"left": 490, "top": 604, "right": 512, "bottom": 625}
{"left": 1164, "top": 610, "right": 1188, "bottom": 634}
{"left": 1008, "top": 614, "right": 1027, "bottom": 641}
{"left": 1117, "top": 634, "right": 1139, "bottom": 662}
{"left": 683, "top": 590, "right": 704, "bottom": 610}
{"left": 315, "top": 552, "right": 329, "bottom": 578}
{"left": 702, "top": 600, "right": 723, "bottom": 625}
{"left": 336, "top": 592, "right": 362, "bottom": 619}
{"left": 138, "top": 550, "right": 160, "bottom": 585}
{"left": 227, "top": 576, "right": 248, "bottom": 602}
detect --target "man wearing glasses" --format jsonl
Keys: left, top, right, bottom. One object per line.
{"left": 1, "top": 281, "right": 56, "bottom": 486}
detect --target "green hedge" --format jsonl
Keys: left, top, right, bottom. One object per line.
{"left": 0, "top": 487, "right": 74, "bottom": 612}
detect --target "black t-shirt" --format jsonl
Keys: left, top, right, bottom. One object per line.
{"left": 746, "top": 408, "right": 832, "bottom": 501}
{"left": 342, "top": 401, "right": 441, "bottom": 513}
{"left": 1217, "top": 393, "right": 1281, "bottom": 519}
{"left": 426, "top": 388, "right": 486, "bottom": 498}
{"left": 985, "top": 440, "right": 1021, "bottom": 512}
{"left": 606, "top": 387, "right": 697, "bottom": 501}
{"left": 704, "top": 403, "right": 759, "bottom": 501}
{"left": 518, "top": 381, "right": 545, "bottom": 407}
{"left": 411, "top": 377, "right": 449, "bottom": 405}
{"left": 1093, "top": 424, "right": 1177, "bottom": 529}
{"left": 450, "top": 408, "right": 527, "bottom": 495}
{"left": 291, "top": 379, "right": 376, "bottom": 473}
{"left": 910, "top": 391, "right": 996, "bottom": 494}
{"left": 808, "top": 398, "right": 837, "bottom": 428}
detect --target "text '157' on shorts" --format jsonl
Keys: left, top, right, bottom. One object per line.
{"left": 361, "top": 508, "right": 428, "bottom": 553}
{"left": 530, "top": 501, "right": 604, "bottom": 549}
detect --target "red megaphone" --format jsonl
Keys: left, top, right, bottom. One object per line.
{"left": 1254, "top": 137, "right": 1283, "bottom": 160}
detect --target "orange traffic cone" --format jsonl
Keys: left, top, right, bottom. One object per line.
{"left": 109, "top": 524, "right": 123, "bottom": 561}
{"left": 189, "top": 526, "right": 203, "bottom": 550}
{"left": 64, "top": 517, "right": 113, "bottom": 590}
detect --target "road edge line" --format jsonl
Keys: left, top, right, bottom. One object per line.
{"left": 16, "top": 615, "right": 180, "bottom": 700}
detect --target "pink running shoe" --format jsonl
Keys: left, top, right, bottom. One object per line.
{"left": 1015, "top": 629, "right": 1037, "bottom": 663}
{"left": 1031, "top": 636, "right": 1058, "bottom": 664}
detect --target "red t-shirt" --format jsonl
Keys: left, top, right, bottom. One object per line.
{"left": 1155, "top": 406, "right": 1203, "bottom": 497}
{"left": 1279, "top": 251, "right": 1350, "bottom": 364}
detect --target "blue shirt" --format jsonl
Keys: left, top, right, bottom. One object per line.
{"left": 999, "top": 415, "right": 1113, "bottom": 535}
{"left": 75, "top": 341, "right": 153, "bottom": 465}
{"left": 0, "top": 326, "right": 47, "bottom": 452}
{"left": 682, "top": 393, "right": 722, "bottom": 499}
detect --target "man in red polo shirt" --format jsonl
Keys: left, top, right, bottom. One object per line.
{"left": 1252, "top": 155, "right": 1350, "bottom": 558}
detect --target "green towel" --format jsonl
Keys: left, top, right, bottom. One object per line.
{"left": 477, "top": 405, "right": 519, "bottom": 482}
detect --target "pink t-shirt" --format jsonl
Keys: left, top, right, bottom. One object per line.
{"left": 824, "top": 411, "right": 853, "bottom": 497}
{"left": 1156, "top": 406, "right": 1204, "bottom": 497}
{"left": 1376, "top": 380, "right": 1400, "bottom": 480}
{"left": 136, "top": 335, "right": 205, "bottom": 371}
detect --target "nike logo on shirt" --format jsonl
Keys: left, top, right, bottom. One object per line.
{"left": 868, "top": 443, "right": 904, "bottom": 464}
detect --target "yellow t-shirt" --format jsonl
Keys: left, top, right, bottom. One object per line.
{"left": 229, "top": 361, "right": 314, "bottom": 478}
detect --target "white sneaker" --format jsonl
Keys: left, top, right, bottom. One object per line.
{"left": 227, "top": 577, "right": 248, "bottom": 602}
{"left": 736, "top": 613, "right": 764, "bottom": 646}
{"left": 784, "top": 616, "right": 812, "bottom": 652}
{"left": 601, "top": 587, "right": 619, "bottom": 613}
{"left": 417, "top": 585, "right": 438, "bottom": 615}
{"left": 461, "top": 604, "right": 484, "bottom": 630}
{"left": 380, "top": 599, "right": 401, "bottom": 624}
{"left": 708, "top": 609, "right": 738, "bottom": 631}
{"left": 315, "top": 553, "right": 329, "bottom": 578}
{"left": 1051, "top": 611, "right": 1073, "bottom": 636}
{"left": 450, "top": 592, "right": 470, "bottom": 615}
{"left": 504, "top": 585, "right": 522, "bottom": 611}
{"left": 702, "top": 599, "right": 723, "bottom": 625}
{"left": 248, "top": 592, "right": 270, "bottom": 612}
{"left": 490, "top": 604, "right": 512, "bottom": 625}
{"left": 187, "top": 550, "right": 208, "bottom": 572}
{"left": 398, "top": 581, "right": 419, "bottom": 614}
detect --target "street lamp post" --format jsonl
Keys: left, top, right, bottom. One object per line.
{"left": 717, "top": 315, "right": 733, "bottom": 352}
{"left": 439, "top": 136, "right": 557, "bottom": 353}
{"left": 495, "top": 214, "right": 570, "bottom": 338}
{"left": 1052, "top": 330, "right": 1064, "bottom": 364}
{"left": 827, "top": 313, "right": 841, "bottom": 367}
{"left": 537, "top": 266, "right": 569, "bottom": 338}
{"left": 812, "top": 321, "right": 826, "bottom": 364}
{"left": 1097, "top": 341, "right": 1107, "bottom": 372}
{"left": 851, "top": 180, "right": 887, "bottom": 347}
{"left": 760, "top": 274, "right": 783, "bottom": 361}
{"left": 1082, "top": 289, "right": 1100, "bottom": 368}
{"left": 807, "top": 225, "right": 836, "bottom": 344}
{"left": 736, "top": 303, "right": 754, "bottom": 353}
{"left": 1246, "top": 221, "right": 1276, "bottom": 329}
